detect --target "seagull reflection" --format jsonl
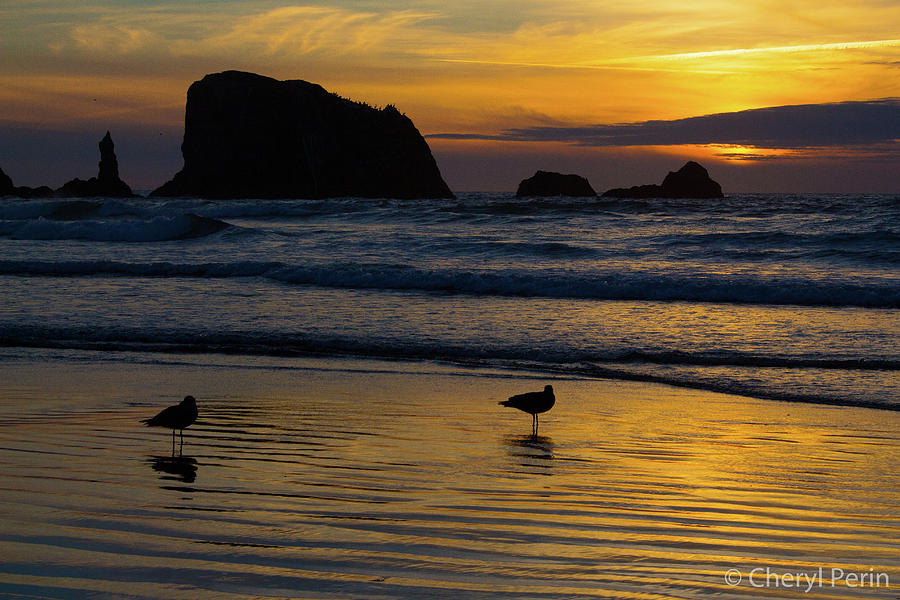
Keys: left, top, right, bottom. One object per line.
{"left": 148, "top": 455, "right": 198, "bottom": 483}
{"left": 504, "top": 434, "right": 555, "bottom": 469}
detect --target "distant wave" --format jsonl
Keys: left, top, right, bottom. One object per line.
{"left": 1, "top": 197, "right": 896, "bottom": 258}
{"left": 0, "top": 259, "right": 897, "bottom": 307}
{"left": 0, "top": 198, "right": 382, "bottom": 222}
{"left": 0, "top": 199, "right": 152, "bottom": 220}
{"left": 0, "top": 214, "right": 230, "bottom": 242}
{"left": 3, "top": 194, "right": 896, "bottom": 223}
{"left": 648, "top": 229, "right": 900, "bottom": 264}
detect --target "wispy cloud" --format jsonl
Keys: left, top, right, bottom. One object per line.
{"left": 180, "top": 6, "right": 438, "bottom": 59}
{"left": 434, "top": 58, "right": 734, "bottom": 74}
{"left": 45, "top": 5, "right": 439, "bottom": 61}
{"left": 434, "top": 38, "right": 900, "bottom": 74}
{"left": 624, "top": 38, "right": 900, "bottom": 62}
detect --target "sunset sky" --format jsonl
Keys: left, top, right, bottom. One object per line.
{"left": 2, "top": 0, "right": 899, "bottom": 193}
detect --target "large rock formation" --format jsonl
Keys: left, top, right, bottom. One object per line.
{"left": 602, "top": 161, "right": 724, "bottom": 199}
{"left": 56, "top": 131, "right": 135, "bottom": 197}
{"left": 152, "top": 71, "right": 454, "bottom": 199}
{"left": 516, "top": 171, "right": 596, "bottom": 197}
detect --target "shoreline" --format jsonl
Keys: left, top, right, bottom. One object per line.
{"left": 2, "top": 345, "right": 897, "bottom": 413}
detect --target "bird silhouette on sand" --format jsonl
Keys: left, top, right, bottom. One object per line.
{"left": 142, "top": 395, "right": 198, "bottom": 453}
{"left": 499, "top": 385, "right": 555, "bottom": 435}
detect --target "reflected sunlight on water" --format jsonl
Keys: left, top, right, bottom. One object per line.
{"left": 0, "top": 355, "right": 897, "bottom": 599}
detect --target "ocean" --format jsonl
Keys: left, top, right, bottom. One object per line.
{"left": 0, "top": 193, "right": 897, "bottom": 409}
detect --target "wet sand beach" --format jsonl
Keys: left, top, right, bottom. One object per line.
{"left": 0, "top": 351, "right": 897, "bottom": 599}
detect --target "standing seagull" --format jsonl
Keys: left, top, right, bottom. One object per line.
{"left": 142, "top": 395, "right": 198, "bottom": 453}
{"left": 499, "top": 385, "right": 555, "bottom": 435}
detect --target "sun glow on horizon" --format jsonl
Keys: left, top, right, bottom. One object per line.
{"left": 696, "top": 144, "right": 798, "bottom": 163}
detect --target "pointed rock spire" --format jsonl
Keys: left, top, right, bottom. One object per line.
{"left": 98, "top": 131, "right": 121, "bottom": 183}
{"left": 56, "top": 131, "right": 135, "bottom": 197}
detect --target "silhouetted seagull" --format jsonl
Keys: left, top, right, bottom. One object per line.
{"left": 499, "top": 385, "right": 555, "bottom": 435}
{"left": 142, "top": 395, "right": 198, "bottom": 451}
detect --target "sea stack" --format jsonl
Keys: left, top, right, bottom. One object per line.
{"left": 602, "top": 161, "right": 724, "bottom": 199}
{"left": 56, "top": 131, "right": 135, "bottom": 198}
{"left": 152, "top": 71, "right": 454, "bottom": 200}
{"left": 516, "top": 171, "right": 596, "bottom": 197}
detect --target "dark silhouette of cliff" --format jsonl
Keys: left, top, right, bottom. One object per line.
{"left": 0, "top": 166, "right": 13, "bottom": 195}
{"left": 602, "top": 161, "right": 724, "bottom": 198}
{"left": 516, "top": 171, "right": 596, "bottom": 197}
{"left": 56, "top": 131, "right": 135, "bottom": 197}
{"left": 0, "top": 165, "right": 53, "bottom": 198}
{"left": 151, "top": 71, "right": 454, "bottom": 199}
